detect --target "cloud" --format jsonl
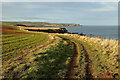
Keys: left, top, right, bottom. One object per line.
{"left": 90, "top": 2, "right": 117, "bottom": 12}
{"left": 2, "top": 16, "right": 74, "bottom": 23}
{"left": 90, "top": 6, "right": 117, "bottom": 12}
{"left": 2, "top": 2, "right": 117, "bottom": 25}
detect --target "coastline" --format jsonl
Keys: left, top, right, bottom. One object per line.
{"left": 2, "top": 24, "right": 119, "bottom": 79}
{"left": 65, "top": 26, "right": 118, "bottom": 40}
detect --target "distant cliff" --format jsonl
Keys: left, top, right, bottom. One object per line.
{"left": 3, "top": 22, "right": 81, "bottom": 27}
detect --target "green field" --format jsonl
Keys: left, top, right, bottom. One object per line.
{"left": 2, "top": 23, "right": 119, "bottom": 79}
{"left": 2, "top": 23, "right": 75, "bottom": 79}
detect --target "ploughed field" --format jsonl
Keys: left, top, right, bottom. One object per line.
{"left": 1, "top": 23, "right": 119, "bottom": 79}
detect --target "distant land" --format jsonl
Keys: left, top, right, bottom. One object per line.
{"left": 2, "top": 21, "right": 81, "bottom": 27}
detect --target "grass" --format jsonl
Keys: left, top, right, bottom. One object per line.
{"left": 59, "top": 34, "right": 119, "bottom": 78}
{"left": 2, "top": 23, "right": 74, "bottom": 79}
{"left": 2, "top": 24, "right": 52, "bottom": 79}
{"left": 58, "top": 35, "right": 87, "bottom": 78}
{"left": 19, "top": 26, "right": 61, "bottom": 30}
{"left": 20, "top": 38, "right": 74, "bottom": 79}
{"left": 2, "top": 23, "right": 119, "bottom": 79}
{"left": 2, "top": 34, "right": 49, "bottom": 61}
{"left": 2, "top": 33, "right": 75, "bottom": 79}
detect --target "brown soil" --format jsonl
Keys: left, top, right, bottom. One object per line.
{"left": 2, "top": 26, "right": 32, "bottom": 34}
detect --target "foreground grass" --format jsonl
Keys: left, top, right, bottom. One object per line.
{"left": 58, "top": 34, "right": 119, "bottom": 78}
{"left": 21, "top": 38, "right": 74, "bottom": 79}
{"left": 58, "top": 35, "right": 87, "bottom": 78}
{"left": 2, "top": 35, "right": 74, "bottom": 79}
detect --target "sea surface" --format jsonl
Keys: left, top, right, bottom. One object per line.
{"left": 65, "top": 25, "right": 118, "bottom": 40}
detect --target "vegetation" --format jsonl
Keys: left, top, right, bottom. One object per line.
{"left": 25, "top": 28, "right": 68, "bottom": 33}
{"left": 2, "top": 23, "right": 74, "bottom": 79}
{"left": 58, "top": 35, "right": 87, "bottom": 78}
{"left": 21, "top": 38, "right": 74, "bottom": 79}
{"left": 2, "top": 24, "right": 50, "bottom": 79}
{"left": 2, "top": 22, "right": 119, "bottom": 79}
{"left": 58, "top": 34, "right": 119, "bottom": 78}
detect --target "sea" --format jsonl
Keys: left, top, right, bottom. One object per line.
{"left": 65, "top": 25, "right": 118, "bottom": 40}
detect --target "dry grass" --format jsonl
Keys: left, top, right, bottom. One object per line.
{"left": 59, "top": 34, "right": 119, "bottom": 78}
{"left": 18, "top": 26, "right": 61, "bottom": 30}
{"left": 65, "top": 34, "right": 118, "bottom": 57}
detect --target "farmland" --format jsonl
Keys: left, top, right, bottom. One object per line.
{"left": 2, "top": 23, "right": 75, "bottom": 79}
{"left": 1, "top": 22, "right": 119, "bottom": 79}
{"left": 2, "top": 23, "right": 54, "bottom": 79}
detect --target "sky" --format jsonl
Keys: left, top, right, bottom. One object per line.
{"left": 1, "top": 0, "right": 120, "bottom": 2}
{"left": 2, "top": 2, "right": 118, "bottom": 25}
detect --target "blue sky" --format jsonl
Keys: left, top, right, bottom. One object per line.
{"left": 2, "top": 2, "right": 118, "bottom": 25}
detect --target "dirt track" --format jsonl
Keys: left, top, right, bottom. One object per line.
{"left": 61, "top": 37, "right": 93, "bottom": 79}
{"left": 65, "top": 41, "right": 79, "bottom": 79}
{"left": 81, "top": 44, "right": 93, "bottom": 79}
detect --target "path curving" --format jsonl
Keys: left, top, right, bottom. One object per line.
{"left": 81, "top": 44, "right": 93, "bottom": 79}
{"left": 65, "top": 41, "right": 79, "bottom": 79}
{"left": 60, "top": 36, "right": 93, "bottom": 79}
